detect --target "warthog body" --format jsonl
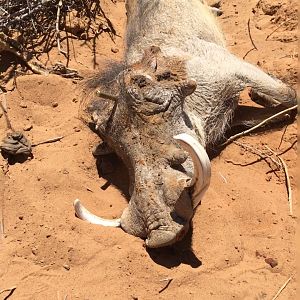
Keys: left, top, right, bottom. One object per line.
{"left": 75, "top": 1, "right": 297, "bottom": 248}
{"left": 125, "top": 0, "right": 297, "bottom": 146}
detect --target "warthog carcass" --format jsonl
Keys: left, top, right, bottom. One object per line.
{"left": 74, "top": 1, "right": 297, "bottom": 248}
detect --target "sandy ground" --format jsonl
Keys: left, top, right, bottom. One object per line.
{"left": 0, "top": 0, "right": 298, "bottom": 299}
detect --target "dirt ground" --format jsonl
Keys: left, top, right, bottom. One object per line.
{"left": 0, "top": 0, "right": 298, "bottom": 299}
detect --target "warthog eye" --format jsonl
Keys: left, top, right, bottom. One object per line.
{"left": 156, "top": 71, "right": 172, "bottom": 81}
{"left": 131, "top": 75, "right": 148, "bottom": 88}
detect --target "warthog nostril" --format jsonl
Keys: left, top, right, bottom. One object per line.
{"left": 132, "top": 75, "right": 148, "bottom": 88}
{"left": 156, "top": 71, "right": 172, "bottom": 81}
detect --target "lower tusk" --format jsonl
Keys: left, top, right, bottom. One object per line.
{"left": 73, "top": 199, "right": 121, "bottom": 227}
{"left": 173, "top": 133, "right": 211, "bottom": 209}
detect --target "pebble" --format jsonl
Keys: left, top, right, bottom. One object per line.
{"left": 111, "top": 47, "right": 119, "bottom": 53}
{"left": 20, "top": 102, "right": 27, "bottom": 108}
{"left": 63, "top": 264, "right": 70, "bottom": 271}
{"left": 52, "top": 102, "right": 59, "bottom": 108}
{"left": 31, "top": 248, "right": 38, "bottom": 255}
{"left": 74, "top": 127, "right": 81, "bottom": 132}
{"left": 265, "top": 257, "right": 278, "bottom": 268}
{"left": 0, "top": 111, "right": 3, "bottom": 118}
{"left": 23, "top": 124, "right": 33, "bottom": 131}
{"left": 255, "top": 250, "right": 266, "bottom": 258}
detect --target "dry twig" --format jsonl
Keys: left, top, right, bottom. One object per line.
{"left": 230, "top": 141, "right": 281, "bottom": 170}
{"left": 55, "top": 0, "right": 67, "bottom": 56}
{"left": 265, "top": 145, "right": 293, "bottom": 216}
{"left": 96, "top": 90, "right": 118, "bottom": 101}
{"left": 278, "top": 124, "right": 288, "bottom": 149}
{"left": 243, "top": 18, "right": 258, "bottom": 60}
{"left": 0, "top": 286, "right": 17, "bottom": 299}
{"left": 271, "top": 276, "right": 292, "bottom": 300}
{"left": 266, "top": 18, "right": 293, "bottom": 41}
{"left": 222, "top": 105, "right": 297, "bottom": 146}
{"left": 158, "top": 278, "right": 173, "bottom": 294}
{"left": 32, "top": 136, "right": 64, "bottom": 147}
{"left": 0, "top": 206, "right": 4, "bottom": 238}
{"left": 0, "top": 97, "right": 14, "bottom": 131}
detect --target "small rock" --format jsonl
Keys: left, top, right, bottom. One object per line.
{"left": 63, "top": 264, "right": 70, "bottom": 271}
{"left": 62, "top": 169, "right": 69, "bottom": 174}
{"left": 46, "top": 234, "right": 51, "bottom": 238}
{"left": 265, "top": 257, "right": 278, "bottom": 268}
{"left": 74, "top": 127, "right": 81, "bottom": 132}
{"left": 255, "top": 250, "right": 266, "bottom": 258}
{"left": 32, "top": 248, "right": 38, "bottom": 255}
{"left": 72, "top": 97, "right": 78, "bottom": 103}
{"left": 211, "top": 1, "right": 221, "bottom": 8}
{"left": 52, "top": 102, "right": 59, "bottom": 108}
{"left": 18, "top": 216, "right": 24, "bottom": 220}
{"left": 20, "top": 102, "right": 27, "bottom": 108}
{"left": 0, "top": 111, "right": 3, "bottom": 118}
{"left": 23, "top": 124, "right": 33, "bottom": 131}
{"left": 111, "top": 47, "right": 119, "bottom": 53}
{"left": 265, "top": 175, "right": 272, "bottom": 182}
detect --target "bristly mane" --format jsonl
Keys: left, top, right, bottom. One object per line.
{"left": 79, "top": 61, "right": 125, "bottom": 123}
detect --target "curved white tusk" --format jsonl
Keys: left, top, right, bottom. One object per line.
{"left": 73, "top": 199, "right": 121, "bottom": 227}
{"left": 173, "top": 133, "right": 211, "bottom": 209}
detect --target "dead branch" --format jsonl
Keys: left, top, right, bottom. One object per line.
{"left": 266, "top": 18, "right": 294, "bottom": 41}
{"left": 158, "top": 278, "right": 173, "bottom": 293}
{"left": 55, "top": 0, "right": 67, "bottom": 56}
{"left": 271, "top": 276, "right": 292, "bottom": 300}
{"left": 278, "top": 124, "right": 288, "bottom": 149}
{"left": 265, "top": 145, "right": 293, "bottom": 216}
{"left": 232, "top": 141, "right": 281, "bottom": 170}
{"left": 0, "top": 205, "right": 4, "bottom": 238}
{"left": 0, "top": 0, "right": 53, "bottom": 29}
{"left": 0, "top": 286, "right": 17, "bottom": 299}
{"left": 0, "top": 32, "right": 48, "bottom": 75}
{"left": 96, "top": 90, "right": 118, "bottom": 101}
{"left": 243, "top": 18, "right": 258, "bottom": 60}
{"left": 32, "top": 136, "right": 64, "bottom": 147}
{"left": 278, "top": 139, "right": 297, "bottom": 156}
{"left": 0, "top": 95, "right": 14, "bottom": 131}
{"left": 222, "top": 105, "right": 297, "bottom": 146}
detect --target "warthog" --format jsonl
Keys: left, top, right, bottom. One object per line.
{"left": 74, "top": 1, "right": 297, "bottom": 248}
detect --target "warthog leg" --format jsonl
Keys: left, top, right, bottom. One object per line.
{"left": 236, "top": 60, "right": 297, "bottom": 108}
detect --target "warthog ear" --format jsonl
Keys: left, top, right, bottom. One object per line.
{"left": 140, "top": 45, "right": 162, "bottom": 72}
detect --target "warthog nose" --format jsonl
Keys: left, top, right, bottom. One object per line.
{"left": 145, "top": 222, "right": 189, "bottom": 248}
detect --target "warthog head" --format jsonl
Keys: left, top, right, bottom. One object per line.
{"left": 74, "top": 46, "right": 211, "bottom": 248}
